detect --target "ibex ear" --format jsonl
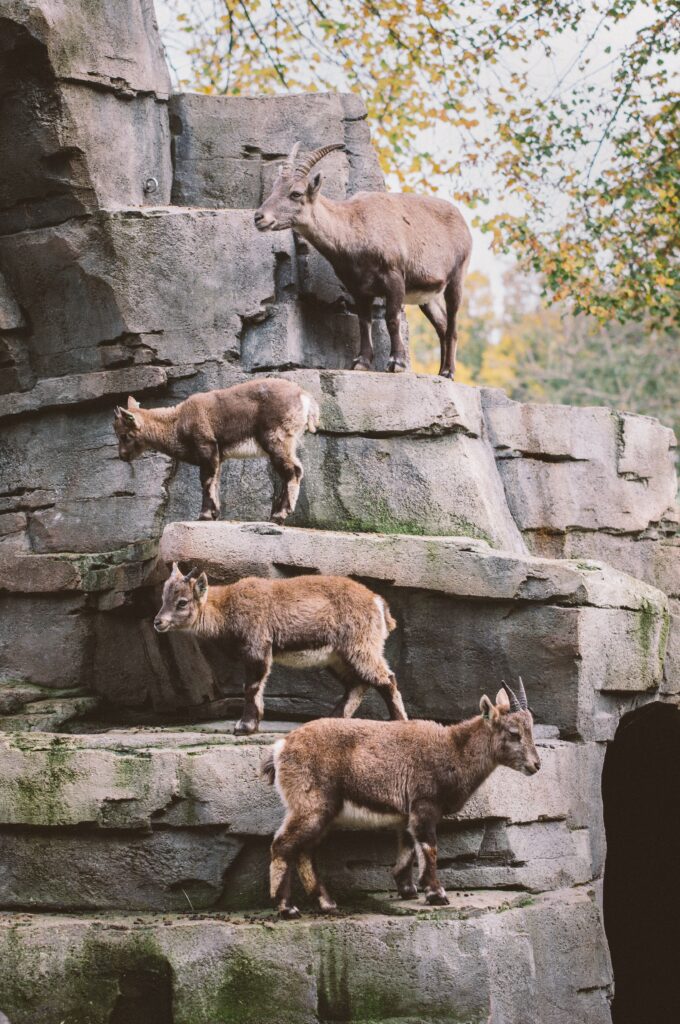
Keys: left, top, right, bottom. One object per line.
{"left": 170, "top": 562, "right": 182, "bottom": 579}
{"left": 495, "top": 688, "right": 510, "bottom": 710}
{"left": 480, "top": 694, "right": 498, "bottom": 722}
{"left": 127, "top": 396, "right": 141, "bottom": 410}
{"left": 194, "top": 572, "right": 208, "bottom": 602}
{"left": 119, "top": 408, "right": 139, "bottom": 427}
{"left": 307, "top": 172, "right": 322, "bottom": 198}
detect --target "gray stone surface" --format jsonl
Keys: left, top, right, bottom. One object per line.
{"left": 0, "top": 3, "right": 172, "bottom": 234}
{"left": 0, "top": 890, "right": 613, "bottom": 1024}
{"left": 482, "top": 389, "right": 677, "bottom": 535}
{"left": 170, "top": 91, "right": 383, "bottom": 209}
{"left": 3, "top": 0, "right": 171, "bottom": 96}
{"left": 0, "top": 729, "right": 599, "bottom": 834}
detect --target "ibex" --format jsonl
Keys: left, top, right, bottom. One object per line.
{"left": 113, "top": 378, "right": 319, "bottom": 523}
{"left": 154, "top": 563, "right": 408, "bottom": 735}
{"left": 262, "top": 681, "right": 540, "bottom": 917}
{"left": 254, "top": 143, "right": 472, "bottom": 378}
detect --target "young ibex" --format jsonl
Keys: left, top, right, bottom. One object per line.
{"left": 113, "top": 378, "right": 319, "bottom": 523}
{"left": 154, "top": 563, "right": 408, "bottom": 735}
{"left": 254, "top": 143, "right": 472, "bottom": 378}
{"left": 262, "top": 681, "right": 540, "bottom": 917}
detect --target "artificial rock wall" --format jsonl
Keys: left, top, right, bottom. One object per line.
{"left": 0, "top": 2, "right": 679, "bottom": 1023}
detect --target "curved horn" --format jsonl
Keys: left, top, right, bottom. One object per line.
{"left": 183, "top": 567, "right": 200, "bottom": 582}
{"left": 280, "top": 141, "right": 301, "bottom": 177}
{"left": 294, "top": 143, "right": 345, "bottom": 179}
{"left": 502, "top": 682, "right": 521, "bottom": 713}
{"left": 517, "top": 676, "right": 528, "bottom": 710}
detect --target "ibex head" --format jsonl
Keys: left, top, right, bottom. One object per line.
{"left": 113, "top": 396, "right": 145, "bottom": 462}
{"left": 254, "top": 142, "right": 344, "bottom": 232}
{"left": 154, "top": 563, "right": 208, "bottom": 633}
{"left": 479, "top": 678, "right": 541, "bottom": 776}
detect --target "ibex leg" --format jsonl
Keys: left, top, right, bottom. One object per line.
{"left": 420, "top": 296, "right": 448, "bottom": 375}
{"left": 345, "top": 653, "right": 407, "bottom": 721}
{"left": 198, "top": 442, "right": 221, "bottom": 520}
{"left": 393, "top": 829, "right": 417, "bottom": 898}
{"left": 270, "top": 809, "right": 332, "bottom": 917}
{"left": 409, "top": 802, "right": 448, "bottom": 906}
{"left": 352, "top": 295, "right": 375, "bottom": 370}
{"left": 263, "top": 433, "right": 303, "bottom": 523}
{"left": 384, "top": 272, "right": 407, "bottom": 373}
{"left": 235, "top": 650, "right": 272, "bottom": 735}
{"left": 298, "top": 852, "right": 337, "bottom": 913}
{"left": 440, "top": 268, "right": 466, "bottom": 380}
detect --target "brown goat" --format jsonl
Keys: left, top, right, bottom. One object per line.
{"left": 155, "top": 563, "right": 408, "bottom": 734}
{"left": 262, "top": 681, "right": 540, "bottom": 917}
{"left": 254, "top": 143, "right": 472, "bottom": 378}
{"left": 113, "top": 378, "right": 319, "bottom": 523}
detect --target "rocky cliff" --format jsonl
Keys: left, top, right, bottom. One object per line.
{"left": 0, "top": 2, "right": 678, "bottom": 1022}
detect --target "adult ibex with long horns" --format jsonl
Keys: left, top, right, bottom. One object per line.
{"left": 254, "top": 142, "right": 472, "bottom": 378}
{"left": 262, "top": 680, "right": 539, "bottom": 917}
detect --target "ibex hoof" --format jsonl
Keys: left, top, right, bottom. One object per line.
{"left": 397, "top": 885, "right": 418, "bottom": 900}
{"left": 279, "top": 906, "right": 301, "bottom": 920}
{"left": 386, "top": 357, "right": 407, "bottom": 373}
{"left": 234, "top": 720, "right": 258, "bottom": 736}
{"left": 319, "top": 899, "right": 338, "bottom": 914}
{"left": 352, "top": 358, "right": 372, "bottom": 371}
{"left": 438, "top": 369, "right": 454, "bottom": 380}
{"left": 425, "top": 891, "right": 450, "bottom": 907}
{"left": 270, "top": 512, "right": 287, "bottom": 525}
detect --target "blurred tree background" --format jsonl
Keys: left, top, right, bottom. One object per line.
{"left": 408, "top": 275, "right": 679, "bottom": 440}
{"left": 160, "top": 0, "right": 679, "bottom": 436}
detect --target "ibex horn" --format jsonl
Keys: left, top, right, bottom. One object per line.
{"left": 502, "top": 681, "right": 521, "bottom": 713}
{"left": 517, "top": 676, "right": 528, "bottom": 710}
{"left": 183, "top": 567, "right": 200, "bottom": 582}
{"left": 294, "top": 143, "right": 345, "bottom": 179}
{"left": 280, "top": 141, "right": 301, "bottom": 177}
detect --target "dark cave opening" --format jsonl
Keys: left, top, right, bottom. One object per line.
{"left": 108, "top": 961, "right": 173, "bottom": 1024}
{"left": 602, "top": 701, "right": 680, "bottom": 1024}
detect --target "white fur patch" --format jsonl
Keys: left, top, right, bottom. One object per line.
{"left": 273, "top": 646, "right": 335, "bottom": 669}
{"left": 272, "top": 739, "right": 287, "bottom": 811}
{"left": 333, "top": 800, "right": 405, "bottom": 831}
{"left": 223, "top": 437, "right": 266, "bottom": 459}
{"left": 374, "top": 595, "right": 388, "bottom": 639}
{"left": 300, "top": 393, "right": 311, "bottom": 420}
{"left": 404, "top": 288, "right": 443, "bottom": 305}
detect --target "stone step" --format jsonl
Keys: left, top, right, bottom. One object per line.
{"left": 0, "top": 728, "right": 603, "bottom": 912}
{"left": 158, "top": 522, "right": 669, "bottom": 741}
{"left": 0, "top": 889, "right": 612, "bottom": 1024}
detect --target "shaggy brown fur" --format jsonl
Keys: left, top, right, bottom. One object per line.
{"left": 155, "top": 564, "right": 407, "bottom": 735}
{"left": 113, "top": 378, "right": 319, "bottom": 522}
{"left": 254, "top": 143, "right": 472, "bottom": 378}
{"left": 262, "top": 685, "right": 540, "bottom": 917}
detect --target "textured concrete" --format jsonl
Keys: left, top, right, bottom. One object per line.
{"left": 0, "top": 889, "right": 613, "bottom": 1024}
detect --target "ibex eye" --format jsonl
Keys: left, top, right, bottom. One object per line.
{"left": 176, "top": 599, "right": 189, "bottom": 609}
{"left": 509, "top": 729, "right": 520, "bottom": 739}
{"left": 289, "top": 191, "right": 304, "bottom": 200}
